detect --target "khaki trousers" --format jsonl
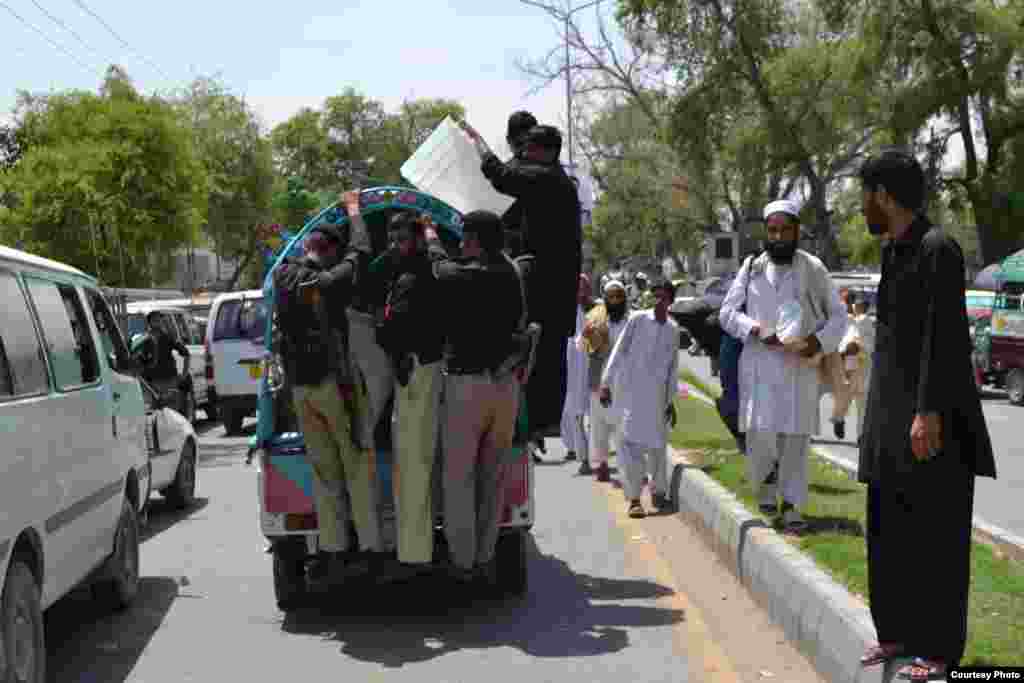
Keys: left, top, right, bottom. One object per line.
{"left": 293, "top": 375, "right": 380, "bottom": 552}
{"left": 443, "top": 373, "right": 520, "bottom": 570}
{"left": 347, "top": 308, "right": 395, "bottom": 450}
{"left": 392, "top": 359, "right": 443, "bottom": 564}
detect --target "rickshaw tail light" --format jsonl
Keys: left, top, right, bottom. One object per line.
{"left": 284, "top": 513, "right": 318, "bottom": 531}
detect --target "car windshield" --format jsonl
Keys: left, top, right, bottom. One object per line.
{"left": 213, "top": 297, "right": 268, "bottom": 341}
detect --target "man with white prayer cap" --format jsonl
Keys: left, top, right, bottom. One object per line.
{"left": 719, "top": 198, "right": 848, "bottom": 533}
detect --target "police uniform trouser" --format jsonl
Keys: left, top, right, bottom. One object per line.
{"left": 292, "top": 375, "right": 380, "bottom": 553}
{"left": 392, "top": 358, "right": 443, "bottom": 564}
{"left": 443, "top": 372, "right": 520, "bottom": 570}
{"left": 347, "top": 308, "right": 395, "bottom": 450}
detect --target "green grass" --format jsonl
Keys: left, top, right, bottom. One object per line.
{"left": 669, "top": 394, "right": 1024, "bottom": 666}
{"left": 678, "top": 366, "right": 721, "bottom": 400}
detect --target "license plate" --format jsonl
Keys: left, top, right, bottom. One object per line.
{"left": 248, "top": 363, "right": 262, "bottom": 380}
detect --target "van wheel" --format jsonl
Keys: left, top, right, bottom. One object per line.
{"left": 224, "top": 408, "right": 244, "bottom": 436}
{"left": 94, "top": 499, "right": 140, "bottom": 611}
{"left": 1, "top": 559, "right": 46, "bottom": 683}
{"left": 1007, "top": 369, "right": 1024, "bottom": 406}
{"left": 182, "top": 390, "right": 197, "bottom": 424}
{"left": 494, "top": 530, "right": 528, "bottom": 597}
{"left": 164, "top": 440, "right": 197, "bottom": 509}
{"left": 272, "top": 538, "right": 308, "bottom": 611}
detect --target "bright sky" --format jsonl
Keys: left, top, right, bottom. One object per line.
{"left": 3, "top": 0, "right": 612, "bottom": 157}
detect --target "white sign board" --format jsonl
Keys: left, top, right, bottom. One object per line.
{"left": 400, "top": 116, "right": 516, "bottom": 216}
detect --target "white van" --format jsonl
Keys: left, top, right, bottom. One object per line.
{"left": 122, "top": 303, "right": 212, "bottom": 424}
{"left": 0, "top": 246, "right": 148, "bottom": 682}
{"left": 206, "top": 290, "right": 267, "bottom": 434}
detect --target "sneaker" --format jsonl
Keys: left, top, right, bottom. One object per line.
{"left": 595, "top": 463, "right": 611, "bottom": 482}
{"left": 833, "top": 420, "right": 846, "bottom": 440}
{"left": 652, "top": 492, "right": 672, "bottom": 511}
{"left": 628, "top": 499, "right": 646, "bottom": 518}
{"left": 565, "top": 451, "right": 577, "bottom": 462}
{"left": 578, "top": 460, "right": 593, "bottom": 475}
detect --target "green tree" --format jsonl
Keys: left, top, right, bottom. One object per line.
{"left": 2, "top": 66, "right": 208, "bottom": 286}
{"left": 175, "top": 77, "right": 275, "bottom": 290}
{"left": 857, "top": 0, "right": 1024, "bottom": 264}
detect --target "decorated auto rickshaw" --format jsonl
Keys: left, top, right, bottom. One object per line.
{"left": 254, "top": 187, "right": 534, "bottom": 610}
{"left": 980, "top": 249, "right": 1024, "bottom": 404}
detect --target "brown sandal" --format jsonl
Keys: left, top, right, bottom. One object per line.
{"left": 859, "top": 643, "right": 905, "bottom": 667}
{"left": 897, "top": 658, "right": 946, "bottom": 681}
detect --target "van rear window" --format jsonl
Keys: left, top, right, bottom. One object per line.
{"left": 213, "top": 298, "right": 267, "bottom": 341}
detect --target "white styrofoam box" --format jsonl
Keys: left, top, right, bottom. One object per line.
{"left": 400, "top": 116, "right": 516, "bottom": 216}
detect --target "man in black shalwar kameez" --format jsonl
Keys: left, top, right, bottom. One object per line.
{"left": 856, "top": 151, "right": 996, "bottom": 680}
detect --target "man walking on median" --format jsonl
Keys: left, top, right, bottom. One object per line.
{"left": 599, "top": 279, "right": 680, "bottom": 518}
{"left": 856, "top": 150, "right": 995, "bottom": 680}
{"left": 719, "top": 199, "right": 848, "bottom": 534}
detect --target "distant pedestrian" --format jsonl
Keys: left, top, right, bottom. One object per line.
{"left": 600, "top": 279, "right": 680, "bottom": 518}
{"left": 856, "top": 150, "right": 996, "bottom": 680}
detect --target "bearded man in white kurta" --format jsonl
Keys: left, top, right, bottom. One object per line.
{"left": 719, "top": 199, "right": 848, "bottom": 533}
{"left": 600, "top": 280, "right": 680, "bottom": 519}
{"left": 560, "top": 275, "right": 594, "bottom": 463}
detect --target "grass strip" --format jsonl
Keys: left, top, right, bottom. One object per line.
{"left": 669, "top": 394, "right": 1024, "bottom": 666}
{"left": 678, "top": 366, "right": 721, "bottom": 400}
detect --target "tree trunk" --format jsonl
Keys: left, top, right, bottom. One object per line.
{"left": 226, "top": 241, "right": 260, "bottom": 291}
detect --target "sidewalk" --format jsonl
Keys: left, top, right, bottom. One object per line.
{"left": 667, "top": 383, "right": 964, "bottom": 683}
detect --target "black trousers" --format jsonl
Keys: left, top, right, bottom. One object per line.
{"left": 866, "top": 459, "right": 975, "bottom": 664}
{"left": 527, "top": 329, "right": 568, "bottom": 437}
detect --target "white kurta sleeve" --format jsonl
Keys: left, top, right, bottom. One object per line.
{"left": 719, "top": 258, "right": 759, "bottom": 341}
{"left": 601, "top": 312, "right": 638, "bottom": 389}
{"left": 814, "top": 274, "right": 850, "bottom": 354}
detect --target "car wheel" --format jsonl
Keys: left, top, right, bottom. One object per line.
{"left": 93, "top": 498, "right": 140, "bottom": 611}
{"left": 224, "top": 407, "right": 244, "bottom": 436}
{"left": 1, "top": 559, "right": 46, "bottom": 683}
{"left": 493, "top": 530, "right": 528, "bottom": 597}
{"left": 183, "top": 390, "right": 197, "bottom": 424}
{"left": 164, "top": 440, "right": 197, "bottom": 509}
{"left": 272, "top": 538, "right": 308, "bottom": 611}
{"left": 1007, "top": 368, "right": 1024, "bottom": 406}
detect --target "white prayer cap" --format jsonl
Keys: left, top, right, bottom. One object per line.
{"left": 604, "top": 279, "right": 626, "bottom": 294}
{"left": 763, "top": 198, "right": 802, "bottom": 221}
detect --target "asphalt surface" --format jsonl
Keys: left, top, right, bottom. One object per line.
{"left": 678, "top": 350, "right": 1024, "bottom": 538}
{"left": 43, "top": 415, "right": 825, "bottom": 683}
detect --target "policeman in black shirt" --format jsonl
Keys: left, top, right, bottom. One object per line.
{"left": 423, "top": 210, "right": 526, "bottom": 583}
{"left": 140, "top": 312, "right": 190, "bottom": 414}
{"left": 375, "top": 210, "right": 446, "bottom": 566}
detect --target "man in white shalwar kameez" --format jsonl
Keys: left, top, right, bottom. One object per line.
{"left": 600, "top": 280, "right": 680, "bottom": 518}
{"left": 560, "top": 275, "right": 593, "bottom": 463}
{"left": 719, "top": 199, "right": 848, "bottom": 533}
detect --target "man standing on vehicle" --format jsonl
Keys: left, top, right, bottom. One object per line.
{"left": 375, "top": 210, "right": 446, "bottom": 567}
{"left": 599, "top": 279, "right": 680, "bottom": 518}
{"left": 273, "top": 189, "right": 379, "bottom": 586}
{"left": 140, "top": 311, "right": 190, "bottom": 415}
{"left": 460, "top": 120, "right": 582, "bottom": 453}
{"left": 423, "top": 210, "right": 525, "bottom": 584}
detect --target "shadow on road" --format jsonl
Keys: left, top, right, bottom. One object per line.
{"left": 278, "top": 535, "right": 683, "bottom": 668}
{"left": 142, "top": 497, "right": 211, "bottom": 544}
{"left": 45, "top": 576, "right": 180, "bottom": 683}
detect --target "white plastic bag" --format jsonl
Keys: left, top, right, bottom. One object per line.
{"left": 777, "top": 300, "right": 804, "bottom": 345}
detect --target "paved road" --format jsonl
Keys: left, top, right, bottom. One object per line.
{"left": 679, "top": 351, "right": 1024, "bottom": 539}
{"left": 44, "top": 417, "right": 824, "bottom": 683}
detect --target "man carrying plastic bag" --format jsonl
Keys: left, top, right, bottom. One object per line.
{"left": 719, "top": 199, "right": 848, "bottom": 533}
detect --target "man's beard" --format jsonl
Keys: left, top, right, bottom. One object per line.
{"left": 606, "top": 302, "right": 627, "bottom": 321}
{"left": 765, "top": 239, "right": 798, "bottom": 264}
